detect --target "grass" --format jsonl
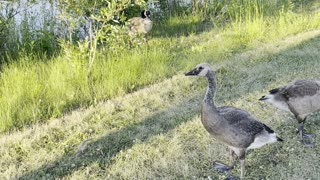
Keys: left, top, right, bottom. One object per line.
{"left": 1, "top": 1, "right": 320, "bottom": 178}
{"left": 1, "top": 4, "right": 320, "bottom": 132}
{"left": 1, "top": 29, "right": 320, "bottom": 179}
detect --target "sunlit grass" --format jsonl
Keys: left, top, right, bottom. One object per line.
{"left": 1, "top": 31, "right": 320, "bottom": 179}
{"left": 0, "top": 1, "right": 320, "bottom": 132}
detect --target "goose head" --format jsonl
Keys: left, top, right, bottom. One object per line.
{"left": 141, "top": 10, "right": 151, "bottom": 19}
{"left": 185, "top": 63, "right": 213, "bottom": 77}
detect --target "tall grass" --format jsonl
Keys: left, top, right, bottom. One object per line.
{"left": 0, "top": 0, "right": 59, "bottom": 62}
{"left": 0, "top": 44, "right": 174, "bottom": 132}
{"left": 0, "top": 0, "right": 320, "bottom": 133}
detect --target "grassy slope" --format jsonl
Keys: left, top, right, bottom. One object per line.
{"left": 1, "top": 30, "right": 320, "bottom": 179}
{"left": 1, "top": 4, "right": 320, "bottom": 132}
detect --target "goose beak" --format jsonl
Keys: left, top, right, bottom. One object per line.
{"left": 185, "top": 68, "right": 198, "bottom": 76}
{"left": 259, "top": 96, "right": 267, "bottom": 101}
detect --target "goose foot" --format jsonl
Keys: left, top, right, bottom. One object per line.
{"left": 297, "top": 124, "right": 315, "bottom": 148}
{"left": 302, "top": 133, "right": 314, "bottom": 139}
{"left": 225, "top": 175, "right": 240, "bottom": 180}
{"left": 301, "top": 135, "right": 315, "bottom": 148}
{"left": 213, "top": 161, "right": 234, "bottom": 173}
{"left": 301, "top": 140, "right": 315, "bottom": 148}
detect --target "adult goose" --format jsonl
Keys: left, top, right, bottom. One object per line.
{"left": 185, "top": 63, "right": 282, "bottom": 179}
{"left": 128, "top": 10, "right": 153, "bottom": 37}
{"left": 259, "top": 79, "right": 320, "bottom": 147}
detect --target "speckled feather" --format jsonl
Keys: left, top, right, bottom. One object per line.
{"left": 218, "top": 106, "right": 265, "bottom": 136}
{"left": 128, "top": 17, "right": 152, "bottom": 35}
{"left": 277, "top": 80, "right": 320, "bottom": 99}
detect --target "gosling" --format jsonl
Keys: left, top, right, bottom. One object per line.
{"left": 186, "top": 63, "right": 282, "bottom": 179}
{"left": 260, "top": 79, "right": 320, "bottom": 147}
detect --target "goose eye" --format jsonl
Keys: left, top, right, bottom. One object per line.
{"left": 199, "top": 67, "right": 204, "bottom": 70}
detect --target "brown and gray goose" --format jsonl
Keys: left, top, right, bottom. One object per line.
{"left": 128, "top": 10, "right": 152, "bottom": 37}
{"left": 259, "top": 79, "right": 320, "bottom": 147}
{"left": 185, "top": 63, "right": 282, "bottom": 179}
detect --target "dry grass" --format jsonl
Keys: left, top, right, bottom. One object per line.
{"left": 1, "top": 30, "right": 320, "bottom": 179}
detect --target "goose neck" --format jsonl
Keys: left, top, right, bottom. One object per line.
{"left": 204, "top": 71, "right": 216, "bottom": 105}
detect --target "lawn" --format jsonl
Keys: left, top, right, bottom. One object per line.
{"left": 1, "top": 30, "right": 320, "bottom": 179}
{"left": 1, "top": 1, "right": 320, "bottom": 179}
{"left": 0, "top": 0, "right": 320, "bottom": 133}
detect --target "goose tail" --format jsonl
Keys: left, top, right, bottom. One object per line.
{"left": 276, "top": 136, "right": 283, "bottom": 142}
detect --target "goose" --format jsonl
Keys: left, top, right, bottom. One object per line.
{"left": 185, "top": 63, "right": 283, "bottom": 179}
{"left": 128, "top": 10, "right": 153, "bottom": 37}
{"left": 259, "top": 79, "right": 320, "bottom": 147}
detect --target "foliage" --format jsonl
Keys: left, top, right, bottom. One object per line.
{"left": 0, "top": 0, "right": 60, "bottom": 62}
{"left": 58, "top": 0, "right": 147, "bottom": 50}
{"left": 0, "top": 0, "right": 319, "bottom": 132}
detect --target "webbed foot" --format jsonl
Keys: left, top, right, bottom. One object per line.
{"left": 213, "top": 161, "right": 234, "bottom": 173}
{"left": 225, "top": 175, "right": 240, "bottom": 180}
{"left": 302, "top": 133, "right": 314, "bottom": 139}
{"left": 297, "top": 124, "right": 315, "bottom": 148}
{"left": 301, "top": 134, "right": 315, "bottom": 148}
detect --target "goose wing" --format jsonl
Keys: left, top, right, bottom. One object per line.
{"left": 128, "top": 17, "right": 143, "bottom": 28}
{"left": 218, "top": 106, "right": 264, "bottom": 136}
{"left": 216, "top": 106, "right": 278, "bottom": 148}
{"left": 279, "top": 80, "right": 320, "bottom": 99}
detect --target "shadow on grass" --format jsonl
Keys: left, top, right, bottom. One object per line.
{"left": 18, "top": 34, "right": 320, "bottom": 179}
{"left": 18, "top": 93, "right": 203, "bottom": 179}
{"left": 151, "top": 17, "right": 215, "bottom": 38}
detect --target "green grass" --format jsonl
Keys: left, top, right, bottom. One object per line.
{"left": 1, "top": 30, "right": 320, "bottom": 179}
{"left": 1, "top": 5, "right": 320, "bottom": 133}
{"left": 1, "top": 1, "right": 320, "bottom": 179}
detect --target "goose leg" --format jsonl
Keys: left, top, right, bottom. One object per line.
{"left": 230, "top": 149, "right": 238, "bottom": 165}
{"left": 298, "top": 121, "right": 315, "bottom": 148}
{"left": 240, "top": 158, "right": 245, "bottom": 180}
{"left": 213, "top": 149, "right": 246, "bottom": 180}
{"left": 214, "top": 151, "right": 246, "bottom": 180}
{"left": 237, "top": 151, "right": 246, "bottom": 180}
{"left": 144, "top": 34, "right": 149, "bottom": 45}
{"left": 213, "top": 149, "right": 237, "bottom": 173}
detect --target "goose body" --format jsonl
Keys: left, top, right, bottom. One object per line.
{"left": 186, "top": 63, "right": 282, "bottom": 179}
{"left": 202, "top": 105, "right": 279, "bottom": 149}
{"left": 128, "top": 10, "right": 153, "bottom": 36}
{"left": 260, "top": 79, "right": 320, "bottom": 147}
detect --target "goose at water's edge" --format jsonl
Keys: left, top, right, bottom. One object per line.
{"left": 260, "top": 79, "right": 320, "bottom": 148}
{"left": 185, "top": 63, "right": 283, "bottom": 179}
